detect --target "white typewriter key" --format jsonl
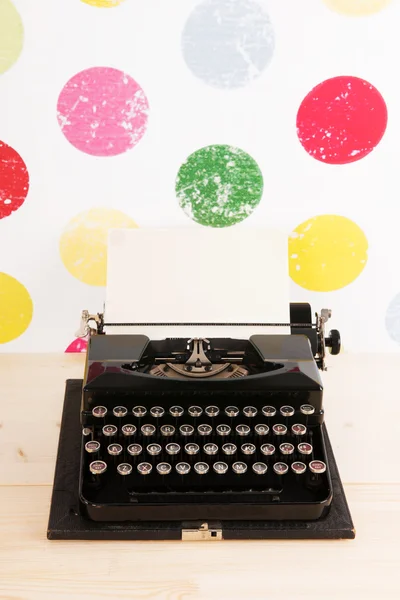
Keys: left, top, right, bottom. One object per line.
{"left": 262, "top": 406, "right": 276, "bottom": 418}
{"left": 157, "top": 462, "right": 172, "bottom": 475}
{"left": 213, "top": 461, "right": 229, "bottom": 475}
{"left": 121, "top": 424, "right": 137, "bottom": 437}
{"left": 117, "top": 463, "right": 132, "bottom": 476}
{"left": 185, "top": 443, "right": 200, "bottom": 456}
{"left": 188, "top": 406, "right": 203, "bottom": 417}
{"left": 160, "top": 424, "right": 175, "bottom": 437}
{"left": 82, "top": 427, "right": 92, "bottom": 437}
{"left": 205, "top": 405, "right": 220, "bottom": 418}
{"left": 216, "top": 424, "right": 231, "bottom": 436}
{"left": 194, "top": 462, "right": 209, "bottom": 475}
{"left": 255, "top": 424, "right": 269, "bottom": 436}
{"left": 141, "top": 424, "right": 156, "bottom": 437}
{"left": 150, "top": 406, "right": 165, "bottom": 418}
{"left": 107, "top": 443, "right": 123, "bottom": 456}
{"left": 204, "top": 443, "right": 218, "bottom": 456}
{"left": 225, "top": 406, "right": 240, "bottom": 418}
{"left": 232, "top": 461, "right": 247, "bottom": 474}
{"left": 280, "top": 443, "right": 294, "bottom": 456}
{"left": 147, "top": 443, "right": 162, "bottom": 456}
{"left": 243, "top": 406, "right": 258, "bottom": 418}
{"left": 309, "top": 460, "right": 326, "bottom": 474}
{"left": 176, "top": 462, "right": 191, "bottom": 475}
{"left": 298, "top": 442, "right": 313, "bottom": 456}
{"left": 198, "top": 424, "right": 213, "bottom": 436}
{"left": 222, "top": 443, "right": 237, "bottom": 455}
{"left": 273, "top": 462, "right": 289, "bottom": 475}
{"left": 253, "top": 462, "right": 268, "bottom": 475}
{"left": 133, "top": 406, "right": 147, "bottom": 418}
{"left": 236, "top": 424, "right": 251, "bottom": 437}
{"left": 89, "top": 460, "right": 107, "bottom": 475}
{"left": 92, "top": 406, "right": 107, "bottom": 418}
{"left": 85, "top": 440, "right": 100, "bottom": 454}
{"left": 300, "top": 404, "right": 315, "bottom": 416}
{"left": 241, "top": 443, "right": 256, "bottom": 455}
{"left": 260, "top": 443, "right": 276, "bottom": 456}
{"left": 280, "top": 405, "right": 295, "bottom": 418}
{"left": 291, "top": 423, "right": 307, "bottom": 437}
{"left": 166, "top": 443, "right": 181, "bottom": 455}
{"left": 169, "top": 406, "right": 184, "bottom": 418}
{"left": 291, "top": 461, "right": 307, "bottom": 475}
{"left": 137, "top": 462, "right": 152, "bottom": 475}
{"left": 102, "top": 424, "right": 118, "bottom": 437}
{"left": 113, "top": 406, "right": 128, "bottom": 418}
{"left": 127, "top": 443, "right": 142, "bottom": 457}
{"left": 272, "top": 424, "right": 287, "bottom": 436}
{"left": 180, "top": 424, "right": 195, "bottom": 437}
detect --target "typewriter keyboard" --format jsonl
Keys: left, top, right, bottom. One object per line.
{"left": 80, "top": 402, "right": 332, "bottom": 521}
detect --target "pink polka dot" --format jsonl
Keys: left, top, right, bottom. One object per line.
{"left": 65, "top": 338, "right": 88, "bottom": 353}
{"left": 57, "top": 67, "right": 149, "bottom": 157}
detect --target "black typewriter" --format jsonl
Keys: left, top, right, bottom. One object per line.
{"left": 74, "top": 303, "right": 348, "bottom": 532}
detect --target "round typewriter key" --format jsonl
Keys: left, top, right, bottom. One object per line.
{"left": 147, "top": 443, "right": 162, "bottom": 456}
{"left": 222, "top": 443, "right": 237, "bottom": 456}
{"left": 169, "top": 405, "right": 184, "bottom": 418}
{"left": 121, "top": 424, "right": 137, "bottom": 437}
{"left": 298, "top": 442, "right": 313, "bottom": 456}
{"left": 157, "top": 462, "right": 172, "bottom": 475}
{"left": 232, "top": 461, "right": 247, "bottom": 474}
{"left": 194, "top": 462, "right": 209, "bottom": 475}
{"left": 204, "top": 443, "right": 218, "bottom": 456}
{"left": 213, "top": 461, "right": 228, "bottom": 475}
{"left": 185, "top": 443, "right": 200, "bottom": 456}
{"left": 262, "top": 406, "right": 276, "bottom": 418}
{"left": 137, "top": 462, "right": 152, "bottom": 475}
{"left": 260, "top": 443, "right": 275, "bottom": 457}
{"left": 85, "top": 440, "right": 100, "bottom": 454}
{"left": 243, "top": 406, "right": 257, "bottom": 418}
{"left": 216, "top": 424, "right": 231, "bottom": 437}
{"left": 188, "top": 406, "right": 203, "bottom": 418}
{"left": 133, "top": 406, "right": 147, "bottom": 418}
{"left": 180, "top": 424, "right": 194, "bottom": 437}
{"left": 291, "top": 423, "right": 307, "bottom": 437}
{"left": 291, "top": 461, "right": 307, "bottom": 475}
{"left": 166, "top": 442, "right": 181, "bottom": 455}
{"left": 255, "top": 424, "right": 269, "bottom": 437}
{"left": 160, "top": 424, "right": 175, "bottom": 437}
{"left": 272, "top": 424, "right": 287, "bottom": 436}
{"left": 225, "top": 406, "right": 240, "bottom": 418}
{"left": 150, "top": 406, "right": 165, "bottom": 418}
{"left": 113, "top": 406, "right": 128, "bottom": 418}
{"left": 279, "top": 443, "right": 294, "bottom": 456}
{"left": 176, "top": 462, "right": 191, "bottom": 475}
{"left": 89, "top": 460, "right": 107, "bottom": 475}
{"left": 92, "top": 406, "right": 107, "bottom": 418}
{"left": 117, "top": 463, "right": 132, "bottom": 476}
{"left": 273, "top": 462, "right": 289, "bottom": 475}
{"left": 127, "top": 443, "right": 142, "bottom": 457}
{"left": 141, "top": 424, "right": 156, "bottom": 437}
{"left": 107, "top": 443, "right": 123, "bottom": 456}
{"left": 309, "top": 460, "right": 326, "bottom": 474}
{"left": 82, "top": 427, "right": 92, "bottom": 437}
{"left": 198, "top": 424, "right": 212, "bottom": 436}
{"left": 280, "top": 405, "right": 295, "bottom": 418}
{"left": 253, "top": 462, "right": 268, "bottom": 475}
{"left": 241, "top": 443, "right": 256, "bottom": 455}
{"left": 236, "top": 424, "right": 250, "bottom": 437}
{"left": 102, "top": 424, "right": 118, "bottom": 437}
{"left": 205, "top": 405, "right": 219, "bottom": 417}
{"left": 300, "top": 404, "right": 315, "bottom": 416}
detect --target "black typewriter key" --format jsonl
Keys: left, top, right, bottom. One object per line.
{"left": 160, "top": 424, "right": 175, "bottom": 437}
{"left": 92, "top": 406, "right": 107, "bottom": 419}
{"left": 194, "top": 462, "right": 209, "bottom": 475}
{"left": 113, "top": 406, "right": 128, "bottom": 418}
{"left": 176, "top": 462, "right": 191, "bottom": 475}
{"left": 243, "top": 406, "right": 257, "bottom": 418}
{"left": 85, "top": 440, "right": 100, "bottom": 454}
{"left": 141, "top": 424, "right": 156, "bottom": 437}
{"left": 225, "top": 406, "right": 240, "bottom": 418}
{"left": 309, "top": 460, "right": 326, "bottom": 474}
{"left": 262, "top": 406, "right": 276, "bottom": 418}
{"left": 291, "top": 423, "right": 307, "bottom": 438}
{"left": 298, "top": 442, "right": 313, "bottom": 457}
{"left": 280, "top": 405, "right": 295, "bottom": 418}
{"left": 253, "top": 462, "right": 268, "bottom": 475}
{"left": 89, "top": 460, "right": 107, "bottom": 475}
{"left": 216, "top": 424, "right": 231, "bottom": 437}
{"left": 273, "top": 462, "right": 289, "bottom": 476}
{"left": 213, "top": 461, "right": 228, "bottom": 475}
{"left": 150, "top": 406, "right": 165, "bottom": 418}
{"left": 107, "top": 443, "right": 123, "bottom": 457}
{"left": 166, "top": 442, "right": 181, "bottom": 456}
{"left": 147, "top": 443, "right": 162, "bottom": 457}
{"left": 198, "top": 424, "right": 212, "bottom": 436}
{"left": 157, "top": 462, "right": 172, "bottom": 475}
{"left": 236, "top": 424, "right": 250, "bottom": 437}
{"left": 254, "top": 424, "right": 269, "bottom": 437}
{"left": 180, "top": 424, "right": 194, "bottom": 437}
{"left": 232, "top": 461, "right": 247, "bottom": 474}
{"left": 308, "top": 460, "right": 327, "bottom": 489}
{"left": 279, "top": 443, "right": 294, "bottom": 457}
{"left": 137, "top": 462, "right": 152, "bottom": 475}
{"left": 222, "top": 442, "right": 237, "bottom": 456}
{"left": 169, "top": 405, "right": 184, "bottom": 418}
{"left": 83, "top": 427, "right": 92, "bottom": 437}
{"left": 188, "top": 406, "right": 203, "bottom": 418}
{"left": 133, "top": 406, "right": 147, "bottom": 418}
{"left": 300, "top": 404, "right": 315, "bottom": 416}
{"left": 241, "top": 443, "right": 256, "bottom": 456}
{"left": 260, "top": 443, "right": 275, "bottom": 457}
{"left": 291, "top": 461, "right": 307, "bottom": 475}
{"left": 117, "top": 462, "right": 132, "bottom": 476}
{"left": 205, "top": 405, "right": 219, "bottom": 418}
{"left": 121, "top": 424, "right": 137, "bottom": 438}
{"left": 272, "top": 424, "right": 287, "bottom": 437}
{"left": 185, "top": 443, "right": 200, "bottom": 456}
{"left": 102, "top": 424, "right": 118, "bottom": 438}
{"left": 204, "top": 443, "right": 218, "bottom": 456}
{"left": 127, "top": 443, "right": 142, "bottom": 457}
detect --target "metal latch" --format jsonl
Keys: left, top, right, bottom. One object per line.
{"left": 182, "top": 522, "right": 223, "bottom": 541}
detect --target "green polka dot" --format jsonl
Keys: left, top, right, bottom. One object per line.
{"left": 0, "top": 0, "right": 24, "bottom": 75}
{"left": 176, "top": 145, "right": 264, "bottom": 227}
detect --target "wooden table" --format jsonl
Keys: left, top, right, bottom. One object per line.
{"left": 1, "top": 353, "right": 399, "bottom": 600}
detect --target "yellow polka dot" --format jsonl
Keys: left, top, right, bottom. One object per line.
{"left": 289, "top": 215, "right": 368, "bottom": 292}
{"left": 323, "top": 0, "right": 392, "bottom": 16}
{"left": 59, "top": 208, "right": 138, "bottom": 286}
{"left": 81, "top": 0, "right": 126, "bottom": 7}
{"left": 0, "top": 0, "right": 24, "bottom": 74}
{"left": 0, "top": 273, "right": 33, "bottom": 343}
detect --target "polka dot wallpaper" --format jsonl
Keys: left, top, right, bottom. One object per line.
{"left": 0, "top": 0, "right": 399, "bottom": 352}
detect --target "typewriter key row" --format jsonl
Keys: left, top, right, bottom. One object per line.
{"left": 95, "top": 423, "right": 309, "bottom": 438}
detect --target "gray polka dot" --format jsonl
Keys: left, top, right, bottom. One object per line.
{"left": 182, "top": 0, "right": 275, "bottom": 89}
{"left": 385, "top": 293, "right": 400, "bottom": 343}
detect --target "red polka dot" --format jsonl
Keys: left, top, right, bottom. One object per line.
{"left": 296, "top": 76, "right": 388, "bottom": 165}
{"left": 0, "top": 141, "right": 29, "bottom": 219}
{"left": 65, "top": 338, "right": 88, "bottom": 353}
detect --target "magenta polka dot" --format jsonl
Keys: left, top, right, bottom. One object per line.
{"left": 57, "top": 67, "right": 149, "bottom": 157}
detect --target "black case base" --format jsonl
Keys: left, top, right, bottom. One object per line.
{"left": 47, "top": 380, "right": 355, "bottom": 540}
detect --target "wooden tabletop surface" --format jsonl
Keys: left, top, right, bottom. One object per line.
{"left": 1, "top": 353, "right": 399, "bottom": 600}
